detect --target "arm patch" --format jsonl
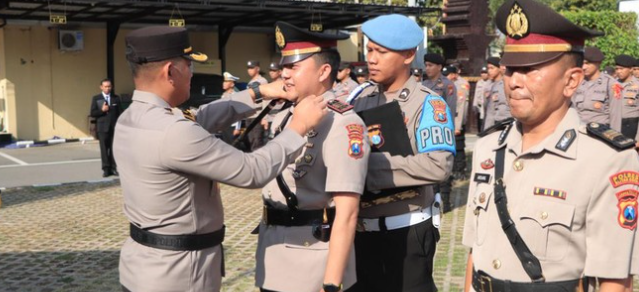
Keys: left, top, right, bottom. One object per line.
{"left": 415, "top": 94, "right": 456, "bottom": 154}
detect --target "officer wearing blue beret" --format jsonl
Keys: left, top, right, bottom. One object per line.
{"left": 346, "top": 14, "right": 454, "bottom": 292}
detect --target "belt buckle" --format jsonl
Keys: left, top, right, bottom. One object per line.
{"left": 479, "top": 275, "right": 492, "bottom": 292}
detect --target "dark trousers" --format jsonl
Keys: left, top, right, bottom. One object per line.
{"left": 622, "top": 117, "right": 639, "bottom": 140}
{"left": 452, "top": 131, "right": 467, "bottom": 180}
{"left": 246, "top": 118, "right": 266, "bottom": 151}
{"left": 122, "top": 285, "right": 131, "bottom": 292}
{"left": 97, "top": 130, "right": 116, "bottom": 171}
{"left": 346, "top": 219, "right": 439, "bottom": 292}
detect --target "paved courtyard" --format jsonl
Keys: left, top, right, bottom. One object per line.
{"left": 0, "top": 178, "right": 637, "bottom": 291}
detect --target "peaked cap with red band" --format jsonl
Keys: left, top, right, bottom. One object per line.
{"left": 275, "top": 21, "right": 349, "bottom": 65}
{"left": 496, "top": 0, "right": 602, "bottom": 67}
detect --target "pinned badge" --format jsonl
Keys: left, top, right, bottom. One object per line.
{"left": 399, "top": 88, "right": 410, "bottom": 100}
{"left": 292, "top": 169, "right": 307, "bottom": 179}
{"left": 304, "top": 154, "right": 313, "bottom": 163}
{"left": 480, "top": 159, "right": 495, "bottom": 170}
{"left": 307, "top": 129, "right": 318, "bottom": 138}
{"left": 513, "top": 159, "right": 524, "bottom": 171}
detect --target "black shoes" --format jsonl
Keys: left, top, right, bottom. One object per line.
{"left": 102, "top": 169, "right": 119, "bottom": 177}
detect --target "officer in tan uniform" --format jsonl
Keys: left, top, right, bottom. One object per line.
{"left": 345, "top": 14, "right": 454, "bottom": 292}
{"left": 423, "top": 53, "right": 457, "bottom": 117}
{"left": 268, "top": 62, "right": 282, "bottom": 81}
{"left": 114, "top": 26, "right": 328, "bottom": 292}
{"left": 572, "top": 47, "right": 623, "bottom": 131}
{"left": 462, "top": 1, "right": 639, "bottom": 291}
{"left": 473, "top": 66, "right": 491, "bottom": 131}
{"left": 354, "top": 66, "right": 369, "bottom": 84}
{"left": 255, "top": 21, "right": 370, "bottom": 292}
{"left": 633, "top": 58, "right": 639, "bottom": 79}
{"left": 333, "top": 62, "right": 359, "bottom": 101}
{"left": 615, "top": 55, "right": 639, "bottom": 144}
{"left": 245, "top": 60, "right": 270, "bottom": 150}
{"left": 412, "top": 68, "right": 423, "bottom": 82}
{"left": 483, "top": 57, "right": 511, "bottom": 129}
{"left": 448, "top": 65, "right": 469, "bottom": 181}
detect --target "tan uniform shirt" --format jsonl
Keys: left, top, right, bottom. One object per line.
{"left": 473, "top": 79, "right": 491, "bottom": 120}
{"left": 255, "top": 90, "right": 370, "bottom": 292}
{"left": 619, "top": 76, "right": 639, "bottom": 141}
{"left": 484, "top": 79, "right": 511, "bottom": 129}
{"left": 333, "top": 78, "right": 359, "bottom": 101}
{"left": 454, "top": 77, "right": 470, "bottom": 130}
{"left": 247, "top": 75, "right": 269, "bottom": 119}
{"left": 572, "top": 73, "right": 623, "bottom": 131}
{"left": 462, "top": 108, "right": 638, "bottom": 285}
{"left": 115, "top": 90, "right": 306, "bottom": 292}
{"left": 423, "top": 75, "right": 457, "bottom": 119}
{"left": 353, "top": 77, "right": 454, "bottom": 218}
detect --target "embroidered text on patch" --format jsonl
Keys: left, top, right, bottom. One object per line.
{"left": 610, "top": 171, "right": 639, "bottom": 188}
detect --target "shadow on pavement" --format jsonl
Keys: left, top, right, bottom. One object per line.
{"left": 1, "top": 181, "right": 119, "bottom": 209}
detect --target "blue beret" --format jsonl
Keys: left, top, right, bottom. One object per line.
{"left": 362, "top": 14, "right": 423, "bottom": 51}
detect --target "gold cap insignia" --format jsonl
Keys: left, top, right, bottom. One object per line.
{"left": 275, "top": 26, "right": 286, "bottom": 49}
{"left": 184, "top": 46, "right": 193, "bottom": 53}
{"left": 506, "top": 2, "right": 529, "bottom": 40}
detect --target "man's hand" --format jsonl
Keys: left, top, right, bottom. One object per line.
{"left": 233, "top": 129, "right": 240, "bottom": 136}
{"left": 258, "top": 79, "right": 290, "bottom": 101}
{"left": 455, "top": 130, "right": 462, "bottom": 136}
{"left": 261, "top": 119, "right": 269, "bottom": 130}
{"left": 288, "top": 95, "right": 327, "bottom": 136}
{"left": 102, "top": 103, "right": 109, "bottom": 112}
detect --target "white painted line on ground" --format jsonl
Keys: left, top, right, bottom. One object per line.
{"left": 0, "top": 151, "right": 28, "bottom": 166}
{"left": 32, "top": 183, "right": 62, "bottom": 187}
{"left": 0, "top": 158, "right": 100, "bottom": 169}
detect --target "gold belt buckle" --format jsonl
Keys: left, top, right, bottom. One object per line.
{"left": 479, "top": 275, "right": 492, "bottom": 292}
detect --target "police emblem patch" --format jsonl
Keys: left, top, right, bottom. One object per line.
{"left": 447, "top": 84, "right": 455, "bottom": 97}
{"left": 275, "top": 26, "right": 286, "bottom": 49}
{"left": 367, "top": 124, "right": 385, "bottom": 148}
{"left": 613, "top": 83, "right": 622, "bottom": 99}
{"left": 533, "top": 187, "right": 567, "bottom": 200}
{"left": 610, "top": 171, "right": 639, "bottom": 188}
{"left": 429, "top": 99, "right": 448, "bottom": 124}
{"left": 506, "top": 2, "right": 529, "bottom": 40}
{"left": 616, "top": 189, "right": 638, "bottom": 230}
{"left": 480, "top": 159, "right": 494, "bottom": 170}
{"left": 346, "top": 124, "right": 364, "bottom": 159}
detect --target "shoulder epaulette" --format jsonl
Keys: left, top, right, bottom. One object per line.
{"left": 181, "top": 109, "right": 196, "bottom": 122}
{"left": 478, "top": 118, "right": 515, "bottom": 138}
{"left": 346, "top": 81, "right": 375, "bottom": 105}
{"left": 327, "top": 99, "right": 353, "bottom": 114}
{"left": 586, "top": 123, "right": 635, "bottom": 150}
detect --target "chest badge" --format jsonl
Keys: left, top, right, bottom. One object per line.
{"left": 533, "top": 187, "right": 567, "bottom": 200}
{"left": 480, "top": 159, "right": 494, "bottom": 170}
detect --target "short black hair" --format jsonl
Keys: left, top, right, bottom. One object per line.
{"left": 100, "top": 78, "right": 112, "bottom": 85}
{"left": 127, "top": 57, "right": 183, "bottom": 78}
{"left": 312, "top": 49, "right": 341, "bottom": 84}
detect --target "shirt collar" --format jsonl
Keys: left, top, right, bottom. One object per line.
{"left": 131, "top": 90, "right": 172, "bottom": 109}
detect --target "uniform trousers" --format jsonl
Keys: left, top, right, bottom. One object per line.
{"left": 98, "top": 130, "right": 116, "bottom": 172}
{"left": 621, "top": 117, "right": 638, "bottom": 140}
{"left": 346, "top": 219, "right": 439, "bottom": 292}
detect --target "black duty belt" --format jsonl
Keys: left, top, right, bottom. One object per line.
{"left": 263, "top": 207, "right": 335, "bottom": 227}
{"left": 472, "top": 270, "right": 586, "bottom": 292}
{"left": 130, "top": 223, "right": 225, "bottom": 251}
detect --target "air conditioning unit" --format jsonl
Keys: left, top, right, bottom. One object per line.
{"left": 58, "top": 30, "right": 84, "bottom": 51}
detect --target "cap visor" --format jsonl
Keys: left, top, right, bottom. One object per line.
{"left": 501, "top": 52, "right": 564, "bottom": 67}
{"left": 184, "top": 51, "right": 208, "bottom": 63}
{"left": 279, "top": 53, "right": 314, "bottom": 66}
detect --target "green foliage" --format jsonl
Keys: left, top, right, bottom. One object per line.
{"left": 563, "top": 11, "right": 639, "bottom": 67}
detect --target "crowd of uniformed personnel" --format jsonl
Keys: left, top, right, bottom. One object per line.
{"left": 110, "top": 0, "right": 639, "bottom": 291}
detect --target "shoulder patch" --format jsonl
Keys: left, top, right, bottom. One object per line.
{"left": 586, "top": 123, "right": 635, "bottom": 150}
{"left": 181, "top": 109, "right": 196, "bottom": 122}
{"left": 327, "top": 99, "right": 353, "bottom": 114}
{"left": 616, "top": 189, "right": 638, "bottom": 230}
{"left": 415, "top": 94, "right": 456, "bottom": 154}
{"left": 555, "top": 129, "right": 576, "bottom": 152}
{"left": 478, "top": 118, "right": 515, "bottom": 138}
{"left": 346, "top": 124, "right": 365, "bottom": 159}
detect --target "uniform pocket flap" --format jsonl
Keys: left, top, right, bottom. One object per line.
{"left": 520, "top": 200, "right": 575, "bottom": 229}
{"left": 283, "top": 226, "right": 328, "bottom": 251}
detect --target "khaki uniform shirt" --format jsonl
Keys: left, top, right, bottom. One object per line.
{"left": 454, "top": 77, "right": 470, "bottom": 130}
{"left": 255, "top": 90, "right": 370, "bottom": 292}
{"left": 462, "top": 108, "right": 638, "bottom": 286}
{"left": 473, "top": 79, "right": 491, "bottom": 120}
{"left": 423, "top": 75, "right": 458, "bottom": 120}
{"left": 619, "top": 76, "right": 639, "bottom": 141}
{"left": 333, "top": 78, "right": 359, "bottom": 101}
{"left": 572, "top": 73, "right": 623, "bottom": 131}
{"left": 115, "top": 90, "right": 305, "bottom": 292}
{"left": 484, "top": 79, "right": 511, "bottom": 129}
{"left": 353, "top": 77, "right": 454, "bottom": 218}
{"left": 247, "top": 75, "right": 269, "bottom": 119}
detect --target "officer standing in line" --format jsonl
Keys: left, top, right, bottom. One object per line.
{"left": 614, "top": 54, "right": 639, "bottom": 144}
{"left": 255, "top": 21, "right": 370, "bottom": 292}
{"left": 423, "top": 53, "right": 457, "bottom": 118}
{"left": 571, "top": 47, "right": 623, "bottom": 131}
{"left": 462, "top": 1, "right": 639, "bottom": 292}
{"left": 447, "top": 65, "right": 469, "bottom": 181}
{"left": 483, "top": 56, "right": 511, "bottom": 129}
{"left": 268, "top": 62, "right": 283, "bottom": 81}
{"left": 220, "top": 72, "right": 241, "bottom": 144}
{"left": 246, "top": 60, "right": 270, "bottom": 151}
{"left": 354, "top": 66, "right": 369, "bottom": 84}
{"left": 333, "top": 62, "right": 359, "bottom": 101}
{"left": 473, "top": 66, "right": 491, "bottom": 131}
{"left": 346, "top": 14, "right": 454, "bottom": 292}
{"left": 114, "top": 26, "right": 328, "bottom": 292}
{"left": 412, "top": 68, "right": 423, "bottom": 82}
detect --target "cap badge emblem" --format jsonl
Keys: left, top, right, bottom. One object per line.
{"left": 506, "top": 2, "right": 529, "bottom": 40}
{"left": 275, "top": 26, "right": 286, "bottom": 49}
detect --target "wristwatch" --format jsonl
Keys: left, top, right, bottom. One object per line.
{"left": 248, "top": 82, "right": 263, "bottom": 103}
{"left": 323, "top": 283, "right": 342, "bottom": 292}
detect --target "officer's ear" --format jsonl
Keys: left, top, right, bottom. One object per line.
{"left": 562, "top": 57, "right": 584, "bottom": 99}
{"left": 318, "top": 63, "right": 331, "bottom": 83}
{"left": 402, "top": 49, "right": 417, "bottom": 65}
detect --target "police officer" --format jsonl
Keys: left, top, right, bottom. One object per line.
{"left": 473, "top": 66, "right": 491, "bottom": 131}
{"left": 483, "top": 56, "right": 511, "bottom": 129}
{"left": 114, "top": 26, "right": 328, "bottom": 292}
{"left": 447, "top": 65, "right": 469, "bottom": 181}
{"left": 571, "top": 47, "right": 623, "bottom": 131}
{"left": 423, "top": 53, "right": 457, "bottom": 118}
{"left": 462, "top": 1, "right": 639, "bottom": 292}
{"left": 221, "top": 72, "right": 240, "bottom": 99}
{"left": 255, "top": 21, "right": 370, "bottom": 292}
{"left": 246, "top": 60, "right": 270, "bottom": 151}
{"left": 615, "top": 54, "right": 639, "bottom": 144}
{"left": 268, "top": 62, "right": 282, "bottom": 82}
{"left": 333, "top": 62, "right": 359, "bottom": 101}
{"left": 346, "top": 14, "right": 454, "bottom": 292}
{"left": 354, "top": 66, "right": 369, "bottom": 84}
{"left": 633, "top": 58, "right": 639, "bottom": 79}
{"left": 412, "top": 68, "right": 423, "bottom": 82}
